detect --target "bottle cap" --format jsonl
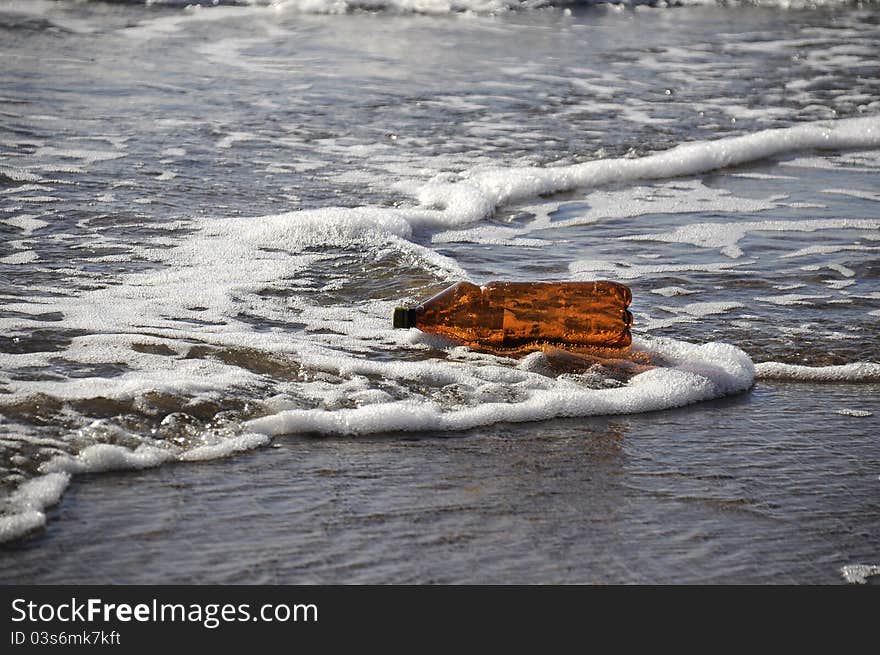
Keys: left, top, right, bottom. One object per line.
{"left": 392, "top": 307, "right": 416, "bottom": 329}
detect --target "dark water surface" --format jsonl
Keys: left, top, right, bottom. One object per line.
{"left": 3, "top": 380, "right": 877, "bottom": 584}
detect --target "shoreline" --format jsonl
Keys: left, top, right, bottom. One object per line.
{"left": 2, "top": 379, "right": 877, "bottom": 585}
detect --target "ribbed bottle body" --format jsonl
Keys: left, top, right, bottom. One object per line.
{"left": 409, "top": 281, "right": 633, "bottom": 351}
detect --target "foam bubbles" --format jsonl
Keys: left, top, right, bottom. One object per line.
{"left": 247, "top": 336, "right": 755, "bottom": 437}
{"left": 840, "top": 564, "right": 880, "bottom": 584}
{"left": 835, "top": 409, "right": 873, "bottom": 418}
{"left": 756, "top": 294, "right": 829, "bottom": 306}
{"left": 0, "top": 472, "right": 70, "bottom": 542}
{"left": 754, "top": 362, "right": 880, "bottom": 382}
{"left": 0, "top": 511, "right": 46, "bottom": 543}
{"left": 570, "top": 258, "right": 751, "bottom": 281}
{"left": 0, "top": 431, "right": 273, "bottom": 543}
{"left": 660, "top": 302, "right": 744, "bottom": 318}
{"left": 2, "top": 214, "right": 48, "bottom": 235}
{"left": 624, "top": 219, "right": 880, "bottom": 260}
{"left": 34, "top": 146, "right": 125, "bottom": 165}
{"left": 178, "top": 433, "right": 271, "bottom": 461}
{"left": 651, "top": 286, "right": 698, "bottom": 297}
{"left": 41, "top": 444, "right": 176, "bottom": 475}
{"left": 409, "top": 115, "right": 880, "bottom": 229}
{"left": 0, "top": 250, "right": 38, "bottom": 265}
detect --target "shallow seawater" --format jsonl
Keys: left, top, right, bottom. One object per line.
{"left": 1, "top": 0, "right": 879, "bottom": 583}
{"left": 3, "top": 381, "right": 878, "bottom": 584}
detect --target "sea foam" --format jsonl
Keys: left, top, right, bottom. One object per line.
{"left": 0, "top": 472, "right": 70, "bottom": 543}
{"left": 623, "top": 219, "right": 880, "bottom": 260}
{"left": 408, "top": 115, "right": 880, "bottom": 229}
{"left": 0, "top": 431, "right": 274, "bottom": 543}
{"left": 247, "top": 337, "right": 755, "bottom": 437}
{"left": 754, "top": 361, "right": 880, "bottom": 382}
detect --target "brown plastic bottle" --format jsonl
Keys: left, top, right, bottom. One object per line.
{"left": 393, "top": 280, "right": 633, "bottom": 352}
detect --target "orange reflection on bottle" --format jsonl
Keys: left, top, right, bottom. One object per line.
{"left": 393, "top": 281, "right": 633, "bottom": 353}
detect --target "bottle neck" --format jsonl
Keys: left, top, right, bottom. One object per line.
{"left": 392, "top": 307, "right": 417, "bottom": 329}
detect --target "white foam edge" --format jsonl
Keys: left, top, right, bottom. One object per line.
{"left": 202, "top": 206, "right": 467, "bottom": 280}
{"left": 754, "top": 361, "right": 880, "bottom": 382}
{"left": 835, "top": 409, "right": 872, "bottom": 418}
{"left": 245, "top": 336, "right": 755, "bottom": 437}
{"left": 37, "top": 432, "right": 273, "bottom": 476}
{"left": 0, "top": 362, "right": 262, "bottom": 403}
{"left": 0, "top": 472, "right": 70, "bottom": 543}
{"left": 178, "top": 433, "right": 271, "bottom": 461}
{"left": 412, "top": 114, "right": 880, "bottom": 228}
{"left": 840, "top": 564, "right": 880, "bottom": 584}
{"left": 0, "top": 208, "right": 466, "bottom": 357}
{"left": 192, "top": 115, "right": 880, "bottom": 238}
{"left": 0, "top": 435, "right": 271, "bottom": 543}
{"left": 623, "top": 218, "right": 880, "bottom": 260}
